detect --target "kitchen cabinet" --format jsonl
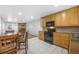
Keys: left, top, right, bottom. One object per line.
{"left": 69, "top": 39, "right": 79, "bottom": 54}
{"left": 40, "top": 17, "right": 46, "bottom": 28}
{"left": 41, "top": 14, "right": 55, "bottom": 28}
{"left": 41, "top": 6, "right": 79, "bottom": 27}
{"left": 50, "top": 14, "right": 56, "bottom": 21}
{"left": 46, "top": 15, "right": 55, "bottom": 22}
{"left": 76, "top": 6, "right": 79, "bottom": 26}
{"left": 39, "top": 31, "right": 45, "bottom": 41}
{"left": 66, "top": 7, "right": 79, "bottom": 26}
{"left": 45, "top": 15, "right": 51, "bottom": 22}
{"left": 55, "top": 11, "right": 72, "bottom": 26}
{"left": 55, "top": 6, "right": 79, "bottom": 26}
{"left": 53, "top": 32, "right": 71, "bottom": 49}
{"left": 41, "top": 16, "right": 51, "bottom": 28}
{"left": 55, "top": 12, "right": 65, "bottom": 26}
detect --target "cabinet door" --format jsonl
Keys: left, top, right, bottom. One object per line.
{"left": 46, "top": 15, "right": 51, "bottom": 22}
{"left": 41, "top": 17, "right": 46, "bottom": 28}
{"left": 39, "top": 31, "right": 44, "bottom": 40}
{"left": 61, "top": 33, "right": 70, "bottom": 49}
{"left": 69, "top": 40, "right": 79, "bottom": 54}
{"left": 53, "top": 32, "right": 62, "bottom": 46}
{"left": 76, "top": 6, "right": 79, "bottom": 26}
{"left": 55, "top": 6, "right": 79, "bottom": 26}
{"left": 50, "top": 14, "right": 56, "bottom": 21}
{"left": 66, "top": 7, "right": 78, "bottom": 26}
{"left": 41, "top": 15, "right": 52, "bottom": 28}
{"left": 40, "top": 18, "right": 43, "bottom": 27}
{"left": 55, "top": 12, "right": 65, "bottom": 26}
{"left": 55, "top": 11, "right": 70, "bottom": 26}
{"left": 55, "top": 13, "right": 60, "bottom": 26}
{"left": 53, "top": 32, "right": 70, "bottom": 49}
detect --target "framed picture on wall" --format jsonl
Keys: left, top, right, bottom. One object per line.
{"left": 8, "top": 24, "right": 12, "bottom": 30}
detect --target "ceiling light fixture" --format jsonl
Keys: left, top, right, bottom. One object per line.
{"left": 18, "top": 12, "right": 22, "bottom": 16}
{"left": 31, "top": 16, "right": 34, "bottom": 19}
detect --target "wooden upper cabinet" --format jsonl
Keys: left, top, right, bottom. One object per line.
{"left": 45, "top": 15, "right": 51, "bottom": 22}
{"left": 55, "top": 11, "right": 71, "bottom": 26}
{"left": 40, "top": 14, "right": 54, "bottom": 28}
{"left": 41, "top": 6, "right": 79, "bottom": 27}
{"left": 55, "top": 12, "right": 66, "bottom": 26}
{"left": 75, "top": 6, "right": 79, "bottom": 26}
{"left": 40, "top": 17, "right": 46, "bottom": 28}
{"left": 46, "top": 14, "right": 56, "bottom": 22}
{"left": 55, "top": 12, "right": 61, "bottom": 26}
{"left": 66, "top": 7, "right": 79, "bottom": 26}
{"left": 55, "top": 6, "right": 79, "bottom": 26}
{"left": 50, "top": 14, "right": 56, "bottom": 21}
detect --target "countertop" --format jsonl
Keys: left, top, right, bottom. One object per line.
{"left": 71, "top": 38, "right": 79, "bottom": 41}
{"left": 56, "top": 32, "right": 79, "bottom": 34}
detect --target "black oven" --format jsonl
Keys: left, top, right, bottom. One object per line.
{"left": 44, "top": 29, "right": 55, "bottom": 44}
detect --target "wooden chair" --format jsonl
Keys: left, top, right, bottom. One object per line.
{"left": 18, "top": 32, "right": 28, "bottom": 53}
{"left": 0, "top": 34, "right": 18, "bottom": 54}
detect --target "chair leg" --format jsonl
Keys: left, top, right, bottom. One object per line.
{"left": 18, "top": 43, "right": 20, "bottom": 50}
{"left": 25, "top": 42, "right": 27, "bottom": 54}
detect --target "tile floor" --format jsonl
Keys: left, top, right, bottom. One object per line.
{"left": 17, "top": 37, "right": 68, "bottom": 54}
{"left": 28, "top": 33, "right": 37, "bottom": 39}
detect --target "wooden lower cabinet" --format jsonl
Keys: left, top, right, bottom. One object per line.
{"left": 69, "top": 40, "right": 79, "bottom": 54}
{"left": 39, "top": 31, "right": 44, "bottom": 41}
{"left": 53, "top": 32, "right": 71, "bottom": 49}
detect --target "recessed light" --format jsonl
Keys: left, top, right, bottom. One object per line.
{"left": 18, "top": 12, "right": 22, "bottom": 15}
{"left": 31, "top": 16, "right": 34, "bottom": 19}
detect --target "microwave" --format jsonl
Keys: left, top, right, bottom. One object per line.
{"left": 46, "top": 21, "right": 55, "bottom": 27}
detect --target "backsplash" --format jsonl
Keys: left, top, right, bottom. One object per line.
{"left": 56, "top": 27, "right": 79, "bottom": 32}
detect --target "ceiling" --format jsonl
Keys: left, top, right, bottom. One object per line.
{"left": 0, "top": 5, "right": 76, "bottom": 23}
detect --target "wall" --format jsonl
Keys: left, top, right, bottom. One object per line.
{"left": 5, "top": 22, "right": 18, "bottom": 33}
{"left": 27, "top": 20, "right": 42, "bottom": 36}
{"left": 0, "top": 17, "right": 1, "bottom": 34}
{"left": 0, "top": 17, "right": 5, "bottom": 34}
